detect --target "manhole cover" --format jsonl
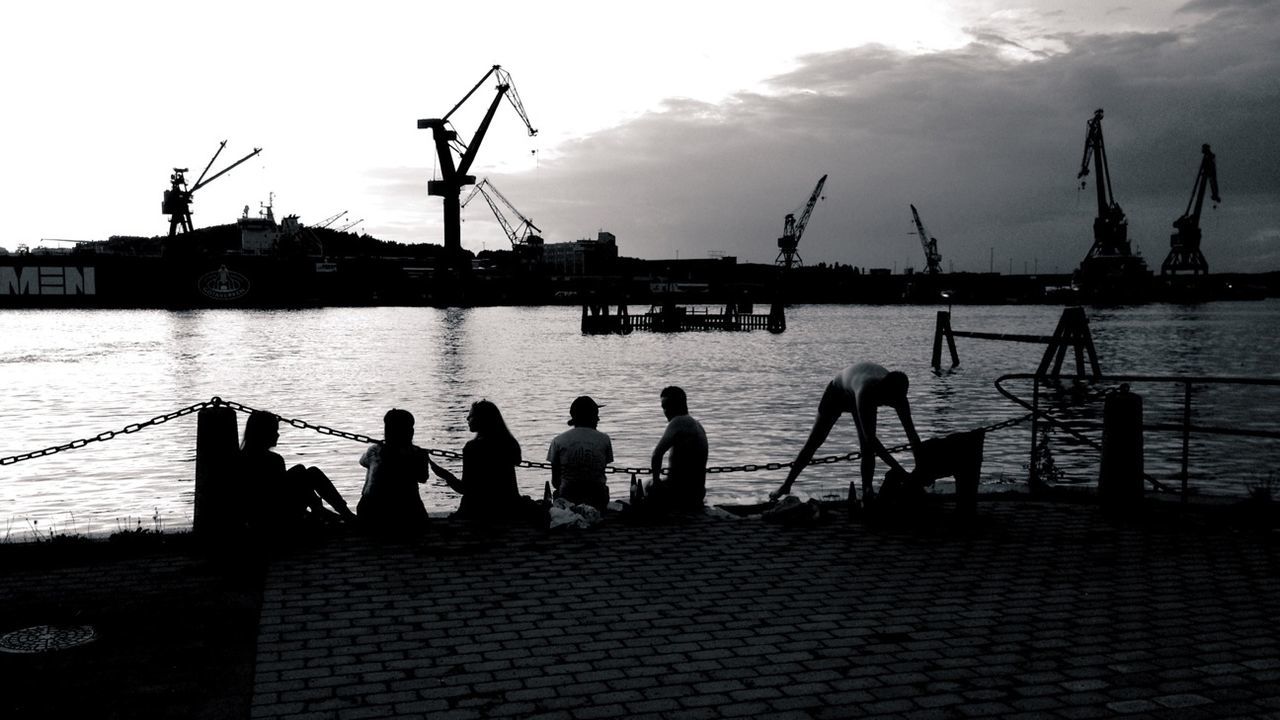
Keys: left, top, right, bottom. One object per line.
{"left": 0, "top": 625, "right": 97, "bottom": 654}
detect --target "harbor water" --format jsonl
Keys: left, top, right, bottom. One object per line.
{"left": 3, "top": 301, "right": 1279, "bottom": 537}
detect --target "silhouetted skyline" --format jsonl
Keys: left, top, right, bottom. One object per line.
{"left": 3, "top": 1, "right": 1276, "bottom": 272}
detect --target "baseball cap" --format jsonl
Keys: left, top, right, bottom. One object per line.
{"left": 568, "top": 396, "right": 604, "bottom": 425}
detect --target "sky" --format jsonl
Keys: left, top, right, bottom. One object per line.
{"left": 2, "top": 0, "right": 1277, "bottom": 273}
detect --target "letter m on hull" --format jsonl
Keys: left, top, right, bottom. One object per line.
{"left": 0, "top": 266, "right": 96, "bottom": 295}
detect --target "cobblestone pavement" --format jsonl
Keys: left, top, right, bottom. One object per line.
{"left": 252, "top": 501, "right": 1280, "bottom": 719}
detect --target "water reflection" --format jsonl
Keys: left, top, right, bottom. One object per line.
{"left": 2, "top": 301, "right": 1278, "bottom": 533}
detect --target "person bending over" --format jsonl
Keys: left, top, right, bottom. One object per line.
{"left": 771, "top": 362, "right": 922, "bottom": 506}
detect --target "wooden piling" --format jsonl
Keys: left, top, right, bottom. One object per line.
{"left": 931, "top": 311, "right": 960, "bottom": 370}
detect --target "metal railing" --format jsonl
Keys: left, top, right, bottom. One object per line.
{"left": 995, "top": 373, "right": 1280, "bottom": 501}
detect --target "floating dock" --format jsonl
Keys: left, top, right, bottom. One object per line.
{"left": 581, "top": 302, "right": 785, "bottom": 334}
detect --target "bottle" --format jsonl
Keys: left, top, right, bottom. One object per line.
{"left": 847, "top": 480, "right": 858, "bottom": 521}
{"left": 544, "top": 481, "right": 552, "bottom": 505}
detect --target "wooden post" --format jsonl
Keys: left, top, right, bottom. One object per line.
{"left": 932, "top": 311, "right": 946, "bottom": 369}
{"left": 931, "top": 311, "right": 960, "bottom": 370}
{"left": 1038, "top": 307, "right": 1101, "bottom": 379}
{"left": 767, "top": 302, "right": 786, "bottom": 334}
{"left": 193, "top": 405, "right": 239, "bottom": 541}
{"left": 1099, "top": 387, "right": 1144, "bottom": 517}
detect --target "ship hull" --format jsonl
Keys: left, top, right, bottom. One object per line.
{"left": 0, "top": 254, "right": 438, "bottom": 309}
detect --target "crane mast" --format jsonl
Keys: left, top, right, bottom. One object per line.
{"left": 418, "top": 65, "right": 537, "bottom": 256}
{"left": 1076, "top": 108, "right": 1132, "bottom": 262}
{"left": 909, "top": 204, "right": 943, "bottom": 275}
{"left": 1161, "top": 144, "right": 1220, "bottom": 276}
{"left": 776, "top": 174, "right": 827, "bottom": 269}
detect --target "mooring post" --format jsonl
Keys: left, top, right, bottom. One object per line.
{"left": 767, "top": 302, "right": 786, "bottom": 334}
{"left": 194, "top": 404, "right": 240, "bottom": 541}
{"left": 932, "top": 311, "right": 946, "bottom": 369}
{"left": 1099, "top": 386, "right": 1144, "bottom": 517}
{"left": 954, "top": 430, "right": 985, "bottom": 517}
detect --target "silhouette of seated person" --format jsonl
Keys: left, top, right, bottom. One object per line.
{"left": 645, "top": 386, "right": 708, "bottom": 514}
{"left": 357, "top": 408, "right": 431, "bottom": 534}
{"left": 547, "top": 396, "right": 614, "bottom": 512}
{"left": 238, "top": 410, "right": 356, "bottom": 538}
{"left": 430, "top": 400, "right": 526, "bottom": 523}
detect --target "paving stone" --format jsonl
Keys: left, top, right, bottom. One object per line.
{"left": 242, "top": 505, "right": 1280, "bottom": 719}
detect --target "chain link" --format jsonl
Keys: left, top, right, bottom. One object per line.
{"left": 1, "top": 399, "right": 213, "bottom": 466}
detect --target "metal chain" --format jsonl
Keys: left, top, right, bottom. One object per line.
{"left": 3, "top": 396, "right": 1031, "bottom": 477}
{"left": 214, "top": 398, "right": 385, "bottom": 446}
{"left": 0, "top": 399, "right": 214, "bottom": 466}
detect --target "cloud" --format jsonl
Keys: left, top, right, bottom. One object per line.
{"left": 398, "top": 2, "right": 1280, "bottom": 273}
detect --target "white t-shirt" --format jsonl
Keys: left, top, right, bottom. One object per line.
{"left": 547, "top": 426, "right": 614, "bottom": 494}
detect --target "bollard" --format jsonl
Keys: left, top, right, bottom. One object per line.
{"left": 1099, "top": 386, "right": 1144, "bottom": 516}
{"left": 953, "top": 430, "right": 985, "bottom": 517}
{"left": 193, "top": 405, "right": 240, "bottom": 541}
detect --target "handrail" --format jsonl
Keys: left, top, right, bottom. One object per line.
{"left": 995, "top": 373, "right": 1280, "bottom": 500}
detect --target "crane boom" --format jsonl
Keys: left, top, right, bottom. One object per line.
{"left": 775, "top": 174, "right": 827, "bottom": 269}
{"left": 793, "top": 174, "right": 827, "bottom": 246}
{"left": 909, "top": 204, "right": 943, "bottom": 274}
{"left": 1162, "top": 143, "right": 1220, "bottom": 276}
{"left": 461, "top": 178, "right": 542, "bottom": 246}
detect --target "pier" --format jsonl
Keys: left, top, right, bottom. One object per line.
{"left": 582, "top": 302, "right": 786, "bottom": 334}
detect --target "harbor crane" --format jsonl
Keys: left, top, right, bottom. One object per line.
{"left": 418, "top": 65, "right": 537, "bottom": 256}
{"left": 337, "top": 218, "right": 364, "bottom": 233}
{"left": 909, "top": 204, "right": 943, "bottom": 274}
{"left": 1162, "top": 144, "right": 1220, "bottom": 276}
{"left": 776, "top": 174, "right": 827, "bottom": 269}
{"left": 162, "top": 140, "right": 262, "bottom": 237}
{"left": 315, "top": 210, "right": 349, "bottom": 230}
{"left": 1076, "top": 108, "right": 1135, "bottom": 263}
{"left": 461, "top": 178, "right": 544, "bottom": 248}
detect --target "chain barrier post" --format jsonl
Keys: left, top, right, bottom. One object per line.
{"left": 194, "top": 403, "right": 240, "bottom": 542}
{"left": 954, "top": 429, "right": 985, "bottom": 517}
{"left": 1099, "top": 384, "right": 1144, "bottom": 519}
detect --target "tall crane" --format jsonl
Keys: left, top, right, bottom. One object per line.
{"left": 776, "top": 174, "right": 827, "bottom": 269}
{"left": 1076, "top": 108, "right": 1135, "bottom": 263}
{"left": 418, "top": 65, "right": 536, "bottom": 256}
{"left": 162, "top": 140, "right": 262, "bottom": 237}
{"left": 909, "top": 204, "right": 943, "bottom": 274}
{"left": 1162, "top": 144, "right": 1220, "bottom": 276}
{"left": 461, "top": 178, "right": 544, "bottom": 248}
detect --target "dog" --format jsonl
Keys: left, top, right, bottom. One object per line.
{"left": 879, "top": 429, "right": 985, "bottom": 515}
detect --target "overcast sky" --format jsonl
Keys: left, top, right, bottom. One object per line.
{"left": 2, "top": 0, "right": 1277, "bottom": 273}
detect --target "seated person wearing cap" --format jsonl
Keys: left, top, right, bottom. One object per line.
{"left": 547, "top": 396, "right": 614, "bottom": 512}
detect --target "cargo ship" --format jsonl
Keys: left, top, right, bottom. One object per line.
{"left": 0, "top": 204, "right": 451, "bottom": 309}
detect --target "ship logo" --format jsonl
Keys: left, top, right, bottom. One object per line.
{"left": 198, "top": 265, "right": 250, "bottom": 300}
